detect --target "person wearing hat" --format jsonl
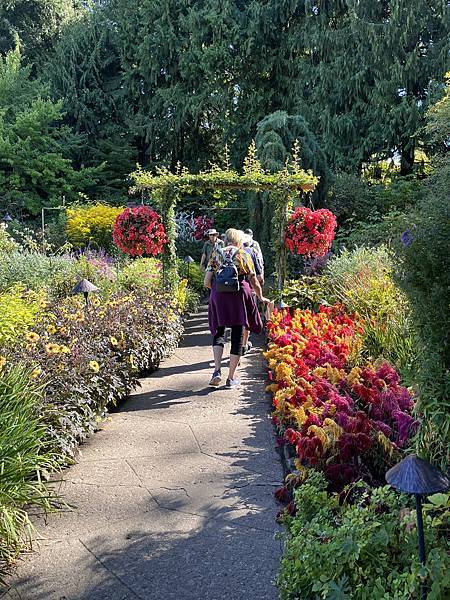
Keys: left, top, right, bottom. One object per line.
{"left": 200, "top": 228, "right": 224, "bottom": 271}
{"left": 244, "top": 228, "right": 264, "bottom": 281}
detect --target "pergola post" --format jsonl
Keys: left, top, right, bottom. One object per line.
{"left": 160, "top": 188, "right": 178, "bottom": 288}
{"left": 272, "top": 190, "right": 291, "bottom": 291}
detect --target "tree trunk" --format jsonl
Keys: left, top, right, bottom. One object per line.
{"left": 400, "top": 141, "right": 415, "bottom": 176}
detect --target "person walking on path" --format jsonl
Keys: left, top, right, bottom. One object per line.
{"left": 204, "top": 228, "right": 269, "bottom": 388}
{"left": 244, "top": 228, "right": 264, "bottom": 282}
{"left": 200, "top": 228, "right": 224, "bottom": 271}
{"left": 242, "top": 231, "right": 263, "bottom": 354}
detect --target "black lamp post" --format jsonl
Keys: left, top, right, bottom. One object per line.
{"left": 386, "top": 454, "right": 450, "bottom": 599}
{"left": 72, "top": 278, "right": 99, "bottom": 307}
{"left": 184, "top": 255, "right": 195, "bottom": 283}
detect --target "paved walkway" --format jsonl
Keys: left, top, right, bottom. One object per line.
{"left": 3, "top": 308, "right": 283, "bottom": 600}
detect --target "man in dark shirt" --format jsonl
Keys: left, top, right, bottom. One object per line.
{"left": 200, "top": 228, "right": 224, "bottom": 271}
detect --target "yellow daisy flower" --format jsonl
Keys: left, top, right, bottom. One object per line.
{"left": 89, "top": 360, "right": 100, "bottom": 373}
{"left": 44, "top": 343, "right": 60, "bottom": 354}
{"left": 110, "top": 336, "right": 118, "bottom": 346}
{"left": 47, "top": 325, "right": 57, "bottom": 335}
{"left": 59, "top": 345, "right": 70, "bottom": 354}
{"left": 91, "top": 297, "right": 100, "bottom": 307}
{"left": 26, "top": 331, "right": 40, "bottom": 343}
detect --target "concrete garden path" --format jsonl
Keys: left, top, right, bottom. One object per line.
{"left": 3, "top": 308, "right": 283, "bottom": 600}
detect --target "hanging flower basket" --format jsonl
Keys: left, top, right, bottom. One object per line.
{"left": 285, "top": 206, "right": 337, "bottom": 257}
{"left": 113, "top": 206, "right": 168, "bottom": 257}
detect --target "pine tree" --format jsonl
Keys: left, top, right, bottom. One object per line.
{"left": 0, "top": 49, "right": 100, "bottom": 216}
{"left": 241, "top": 0, "right": 449, "bottom": 172}
{"left": 0, "top": 0, "right": 81, "bottom": 66}
{"left": 46, "top": 5, "right": 136, "bottom": 199}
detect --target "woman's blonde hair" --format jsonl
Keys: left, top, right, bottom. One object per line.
{"left": 225, "top": 228, "right": 244, "bottom": 247}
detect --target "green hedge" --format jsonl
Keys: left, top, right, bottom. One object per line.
{"left": 278, "top": 472, "right": 450, "bottom": 600}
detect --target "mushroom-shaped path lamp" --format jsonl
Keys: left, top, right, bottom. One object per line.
{"left": 386, "top": 454, "right": 449, "bottom": 599}
{"left": 72, "top": 278, "right": 99, "bottom": 307}
{"left": 184, "top": 255, "right": 195, "bottom": 282}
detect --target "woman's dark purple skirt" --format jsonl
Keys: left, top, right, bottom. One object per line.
{"left": 208, "top": 280, "right": 263, "bottom": 336}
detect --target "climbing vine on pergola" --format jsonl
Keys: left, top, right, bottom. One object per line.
{"left": 130, "top": 142, "right": 319, "bottom": 289}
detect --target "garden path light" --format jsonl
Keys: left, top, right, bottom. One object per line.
{"left": 2, "top": 213, "right": 13, "bottom": 224}
{"left": 72, "top": 278, "right": 99, "bottom": 307}
{"left": 184, "top": 255, "right": 195, "bottom": 282}
{"left": 386, "top": 454, "right": 449, "bottom": 599}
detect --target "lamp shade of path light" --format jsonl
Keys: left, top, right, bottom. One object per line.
{"left": 184, "top": 255, "right": 195, "bottom": 281}
{"left": 72, "top": 278, "right": 99, "bottom": 306}
{"left": 386, "top": 455, "right": 450, "bottom": 599}
{"left": 2, "top": 213, "right": 13, "bottom": 225}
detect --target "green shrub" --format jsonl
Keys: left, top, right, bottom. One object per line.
{"left": 396, "top": 156, "right": 450, "bottom": 467}
{"left": 117, "top": 257, "right": 163, "bottom": 292}
{"left": 336, "top": 209, "right": 412, "bottom": 249}
{"left": 0, "top": 251, "right": 79, "bottom": 297}
{"left": 325, "top": 247, "right": 416, "bottom": 377}
{"left": 279, "top": 275, "right": 333, "bottom": 311}
{"left": 278, "top": 472, "right": 450, "bottom": 600}
{"left": 0, "top": 226, "right": 18, "bottom": 254}
{"left": 0, "top": 287, "right": 43, "bottom": 347}
{"left": 0, "top": 366, "right": 57, "bottom": 577}
{"left": 328, "top": 173, "right": 423, "bottom": 228}
{"left": 177, "top": 258, "right": 204, "bottom": 294}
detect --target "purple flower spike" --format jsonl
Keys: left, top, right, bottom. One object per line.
{"left": 401, "top": 230, "right": 413, "bottom": 246}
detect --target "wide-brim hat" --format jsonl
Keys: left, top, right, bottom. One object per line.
{"left": 242, "top": 233, "right": 252, "bottom": 245}
{"left": 207, "top": 228, "right": 219, "bottom": 235}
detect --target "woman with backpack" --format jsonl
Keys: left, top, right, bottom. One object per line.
{"left": 204, "top": 228, "right": 270, "bottom": 388}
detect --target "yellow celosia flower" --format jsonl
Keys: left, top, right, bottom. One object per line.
{"left": 347, "top": 366, "right": 362, "bottom": 386}
{"left": 265, "top": 383, "right": 279, "bottom": 394}
{"left": 307, "top": 425, "right": 329, "bottom": 450}
{"left": 89, "top": 360, "right": 100, "bottom": 373}
{"left": 275, "top": 362, "right": 294, "bottom": 383}
{"left": 377, "top": 431, "right": 395, "bottom": 457}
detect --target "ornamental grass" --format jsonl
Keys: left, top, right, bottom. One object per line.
{"left": 0, "top": 366, "right": 59, "bottom": 579}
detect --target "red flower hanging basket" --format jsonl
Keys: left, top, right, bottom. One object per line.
{"left": 113, "top": 206, "right": 168, "bottom": 257}
{"left": 285, "top": 206, "right": 337, "bottom": 257}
